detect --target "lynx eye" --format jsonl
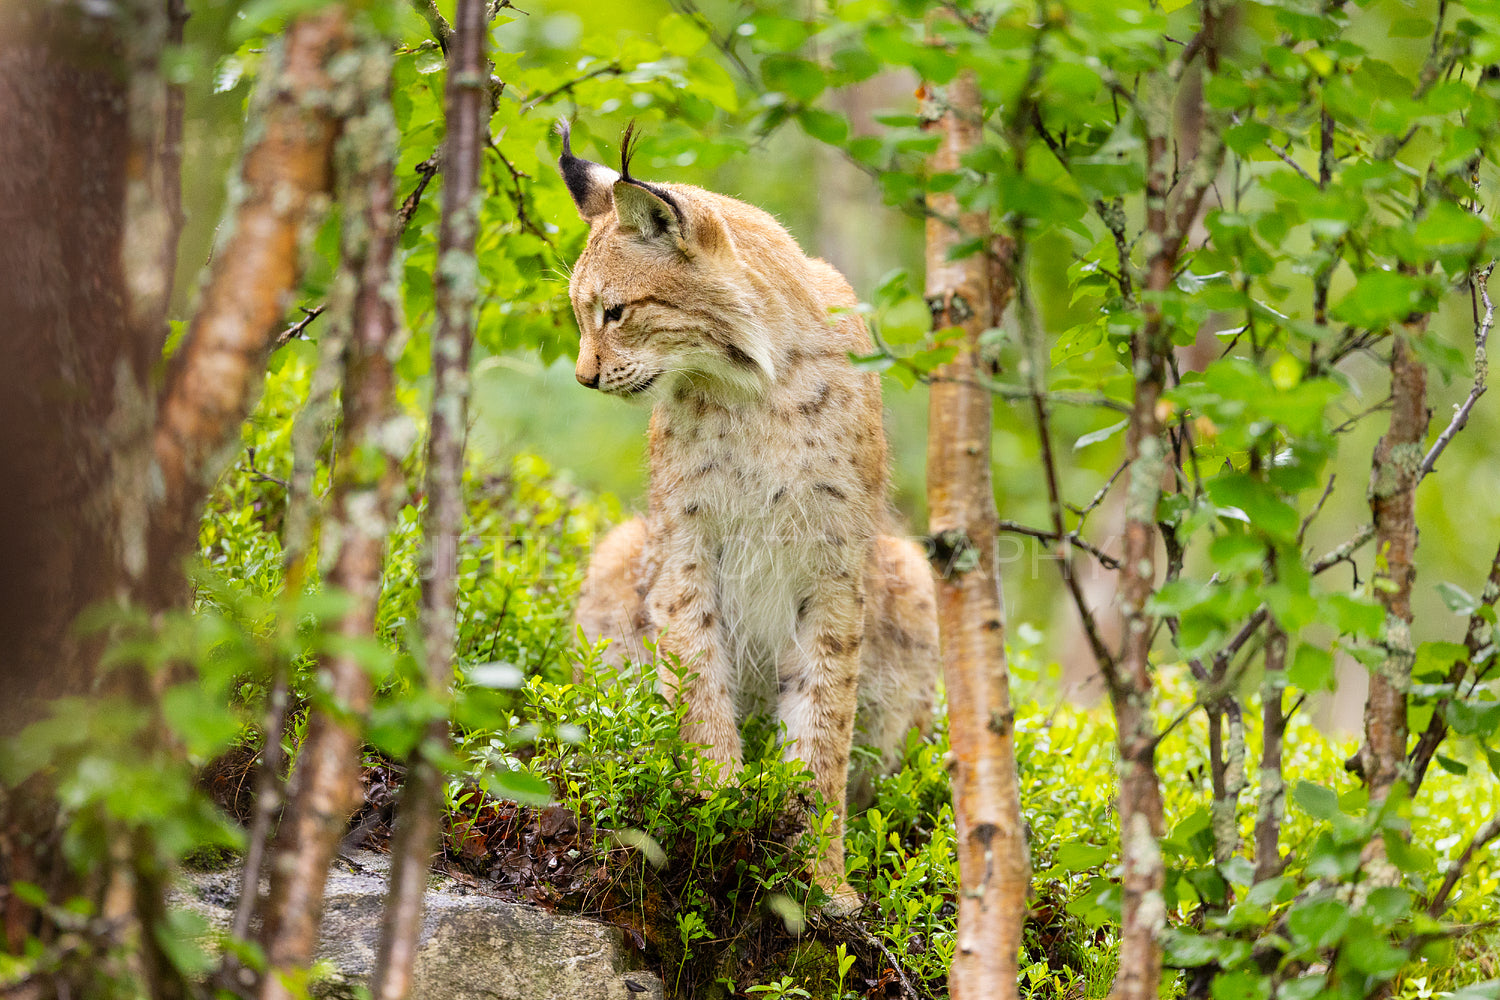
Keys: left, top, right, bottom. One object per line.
{"left": 602, "top": 303, "right": 625, "bottom": 325}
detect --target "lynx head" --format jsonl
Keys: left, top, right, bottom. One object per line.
{"left": 558, "top": 122, "right": 787, "bottom": 402}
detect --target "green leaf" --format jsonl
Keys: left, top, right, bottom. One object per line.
{"left": 1324, "top": 594, "right": 1386, "bottom": 639}
{"left": 1208, "top": 533, "right": 1266, "bottom": 576}
{"left": 1448, "top": 697, "right": 1500, "bottom": 737}
{"left": 1053, "top": 843, "right": 1111, "bottom": 870}
{"left": 1331, "top": 270, "right": 1427, "bottom": 329}
{"left": 1435, "top": 754, "right": 1469, "bottom": 776}
{"left": 658, "top": 12, "right": 710, "bottom": 55}
{"left": 1342, "top": 929, "right": 1408, "bottom": 977}
{"left": 1074, "top": 419, "right": 1128, "bottom": 450}
{"left": 1211, "top": 970, "right": 1270, "bottom": 1000}
{"left": 1288, "top": 645, "right": 1335, "bottom": 691}
{"left": 1437, "top": 581, "right": 1480, "bottom": 615}
{"left": 1287, "top": 897, "right": 1350, "bottom": 948}
{"left": 1163, "top": 929, "right": 1219, "bottom": 967}
{"left": 761, "top": 55, "right": 825, "bottom": 102}
{"left": 1205, "top": 474, "right": 1299, "bottom": 542}
{"left": 797, "top": 108, "right": 849, "bottom": 145}
{"left": 484, "top": 769, "right": 553, "bottom": 805}
{"left": 1365, "top": 887, "right": 1412, "bottom": 927}
{"left": 1293, "top": 781, "right": 1340, "bottom": 821}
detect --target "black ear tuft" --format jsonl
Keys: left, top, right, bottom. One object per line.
{"left": 612, "top": 121, "right": 688, "bottom": 239}
{"left": 619, "top": 119, "right": 640, "bottom": 180}
{"left": 557, "top": 119, "right": 620, "bottom": 222}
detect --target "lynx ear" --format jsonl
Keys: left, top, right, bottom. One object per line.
{"left": 613, "top": 180, "right": 684, "bottom": 243}
{"left": 612, "top": 121, "right": 689, "bottom": 248}
{"left": 557, "top": 120, "right": 619, "bottom": 222}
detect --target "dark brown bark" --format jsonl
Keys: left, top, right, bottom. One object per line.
{"left": 150, "top": 8, "right": 348, "bottom": 608}
{"left": 257, "top": 25, "right": 406, "bottom": 1000}
{"left": 369, "top": 0, "right": 485, "bottom": 992}
{"left": 922, "top": 68, "right": 1030, "bottom": 1000}
{"left": 1361, "top": 327, "right": 1430, "bottom": 802}
{"left": 0, "top": 0, "right": 136, "bottom": 732}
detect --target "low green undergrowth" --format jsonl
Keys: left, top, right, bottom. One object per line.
{"left": 10, "top": 350, "right": 1497, "bottom": 999}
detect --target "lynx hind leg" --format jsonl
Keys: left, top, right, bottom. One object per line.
{"left": 849, "top": 534, "right": 939, "bottom": 809}
{"left": 574, "top": 518, "right": 654, "bottom": 675}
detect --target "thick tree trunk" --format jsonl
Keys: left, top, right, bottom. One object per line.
{"left": 0, "top": 0, "right": 137, "bottom": 733}
{"left": 922, "top": 68, "right": 1030, "bottom": 1000}
{"left": 369, "top": 0, "right": 485, "bottom": 992}
{"left": 257, "top": 23, "right": 406, "bottom": 1000}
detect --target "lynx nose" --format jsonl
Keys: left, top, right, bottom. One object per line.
{"left": 576, "top": 369, "right": 600, "bottom": 389}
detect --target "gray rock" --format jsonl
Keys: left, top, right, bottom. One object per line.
{"left": 177, "top": 851, "right": 663, "bottom": 1000}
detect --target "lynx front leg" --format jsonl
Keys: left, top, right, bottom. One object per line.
{"left": 649, "top": 552, "right": 743, "bottom": 776}
{"left": 777, "top": 572, "right": 865, "bottom": 911}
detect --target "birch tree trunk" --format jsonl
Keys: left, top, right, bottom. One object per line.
{"left": 369, "top": 0, "right": 485, "bottom": 991}
{"left": 257, "top": 23, "right": 407, "bottom": 1000}
{"left": 922, "top": 67, "right": 1030, "bottom": 1000}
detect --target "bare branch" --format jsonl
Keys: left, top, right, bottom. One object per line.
{"left": 274, "top": 305, "right": 326, "bottom": 350}
{"left": 519, "top": 61, "right": 624, "bottom": 114}
{"left": 1420, "top": 263, "right": 1493, "bottom": 479}
{"left": 395, "top": 150, "right": 442, "bottom": 236}
{"left": 1427, "top": 810, "right": 1500, "bottom": 917}
{"left": 1409, "top": 536, "right": 1500, "bottom": 793}
{"left": 996, "top": 520, "right": 1121, "bottom": 571}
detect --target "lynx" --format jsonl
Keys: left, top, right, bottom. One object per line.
{"left": 558, "top": 124, "right": 939, "bottom": 909}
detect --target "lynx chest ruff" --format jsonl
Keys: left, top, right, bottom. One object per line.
{"left": 649, "top": 377, "right": 880, "bottom": 704}
{"left": 559, "top": 122, "right": 938, "bottom": 910}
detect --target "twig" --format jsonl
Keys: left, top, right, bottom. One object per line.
{"left": 1420, "top": 263, "right": 1493, "bottom": 478}
{"left": 996, "top": 520, "right": 1121, "bottom": 571}
{"left": 1427, "top": 810, "right": 1500, "bottom": 917}
{"left": 667, "top": 0, "right": 754, "bottom": 84}
{"left": 1067, "top": 461, "right": 1129, "bottom": 520}
{"left": 1331, "top": 395, "right": 1393, "bottom": 435}
{"left": 244, "top": 447, "right": 290, "bottom": 489}
{"left": 487, "top": 139, "right": 555, "bottom": 248}
{"left": 408, "top": 0, "right": 452, "bottom": 51}
{"left": 1408, "top": 536, "right": 1500, "bottom": 792}
{"left": 1310, "top": 524, "right": 1375, "bottom": 576}
{"left": 395, "top": 150, "right": 442, "bottom": 236}
{"left": 1297, "top": 475, "right": 1336, "bottom": 545}
{"left": 519, "top": 62, "right": 624, "bottom": 114}
{"left": 843, "top": 918, "right": 931, "bottom": 1000}
{"left": 1262, "top": 135, "right": 1314, "bottom": 183}
{"left": 274, "top": 305, "right": 326, "bottom": 349}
